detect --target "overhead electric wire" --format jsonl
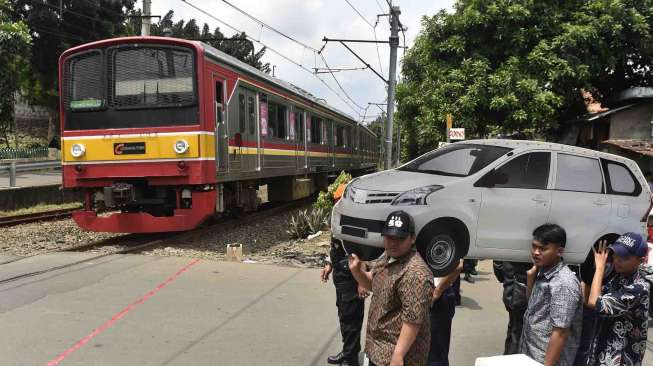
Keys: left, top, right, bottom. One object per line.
{"left": 32, "top": 1, "right": 106, "bottom": 24}
{"left": 343, "top": 0, "right": 375, "bottom": 28}
{"left": 342, "top": 0, "right": 385, "bottom": 76}
{"left": 180, "top": 0, "right": 364, "bottom": 116}
{"left": 374, "top": 0, "right": 385, "bottom": 12}
{"left": 218, "top": 0, "right": 364, "bottom": 112}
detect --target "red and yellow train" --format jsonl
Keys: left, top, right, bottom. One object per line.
{"left": 59, "top": 36, "right": 379, "bottom": 233}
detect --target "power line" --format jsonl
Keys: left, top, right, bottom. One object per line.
{"left": 221, "top": 0, "right": 318, "bottom": 53}
{"left": 180, "top": 0, "right": 364, "bottom": 116}
{"left": 31, "top": 26, "right": 85, "bottom": 42}
{"left": 374, "top": 0, "right": 385, "bottom": 12}
{"left": 207, "top": 0, "right": 365, "bottom": 113}
{"left": 343, "top": 0, "right": 374, "bottom": 28}
{"left": 32, "top": 1, "right": 106, "bottom": 24}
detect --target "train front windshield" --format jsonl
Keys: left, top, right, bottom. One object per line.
{"left": 63, "top": 45, "right": 199, "bottom": 130}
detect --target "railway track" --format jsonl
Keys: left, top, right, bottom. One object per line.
{"left": 0, "top": 197, "right": 313, "bottom": 285}
{"left": 0, "top": 207, "right": 80, "bottom": 227}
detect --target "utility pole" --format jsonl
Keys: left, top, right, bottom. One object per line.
{"left": 385, "top": 2, "right": 400, "bottom": 170}
{"left": 141, "top": 0, "right": 151, "bottom": 37}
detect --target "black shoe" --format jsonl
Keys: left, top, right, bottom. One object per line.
{"left": 341, "top": 360, "right": 359, "bottom": 366}
{"left": 464, "top": 273, "right": 475, "bottom": 283}
{"left": 470, "top": 269, "right": 478, "bottom": 275}
{"left": 327, "top": 351, "right": 344, "bottom": 364}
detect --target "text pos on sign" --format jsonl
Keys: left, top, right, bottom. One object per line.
{"left": 448, "top": 128, "right": 465, "bottom": 140}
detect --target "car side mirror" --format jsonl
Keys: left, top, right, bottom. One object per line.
{"left": 475, "top": 170, "right": 509, "bottom": 188}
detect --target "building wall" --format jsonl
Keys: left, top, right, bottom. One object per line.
{"left": 13, "top": 95, "right": 51, "bottom": 141}
{"left": 608, "top": 103, "right": 653, "bottom": 141}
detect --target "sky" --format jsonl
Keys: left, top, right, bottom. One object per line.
{"left": 135, "top": 0, "right": 456, "bottom": 123}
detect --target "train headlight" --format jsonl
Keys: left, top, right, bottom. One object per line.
{"left": 71, "top": 143, "right": 86, "bottom": 158}
{"left": 174, "top": 139, "right": 189, "bottom": 154}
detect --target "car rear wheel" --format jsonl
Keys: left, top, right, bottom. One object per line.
{"left": 417, "top": 226, "right": 462, "bottom": 277}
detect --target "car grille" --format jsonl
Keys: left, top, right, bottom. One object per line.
{"left": 364, "top": 192, "right": 400, "bottom": 204}
{"left": 340, "top": 215, "right": 385, "bottom": 233}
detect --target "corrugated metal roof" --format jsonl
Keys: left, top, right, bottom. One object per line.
{"left": 567, "top": 103, "right": 638, "bottom": 123}
{"left": 602, "top": 139, "right": 653, "bottom": 157}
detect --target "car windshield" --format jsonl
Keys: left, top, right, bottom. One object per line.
{"left": 397, "top": 144, "right": 512, "bottom": 177}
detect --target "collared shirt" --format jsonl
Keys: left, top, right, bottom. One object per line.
{"left": 520, "top": 261, "right": 583, "bottom": 365}
{"left": 365, "top": 248, "right": 434, "bottom": 366}
{"left": 586, "top": 268, "right": 650, "bottom": 366}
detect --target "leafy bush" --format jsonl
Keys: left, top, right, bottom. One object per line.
{"left": 312, "top": 171, "right": 352, "bottom": 213}
{"left": 287, "top": 207, "right": 330, "bottom": 239}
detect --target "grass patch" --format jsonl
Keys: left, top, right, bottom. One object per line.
{"left": 0, "top": 202, "right": 82, "bottom": 217}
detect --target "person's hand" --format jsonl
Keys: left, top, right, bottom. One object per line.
{"left": 389, "top": 354, "right": 404, "bottom": 366}
{"left": 593, "top": 240, "right": 610, "bottom": 271}
{"left": 357, "top": 285, "right": 369, "bottom": 299}
{"left": 527, "top": 264, "right": 539, "bottom": 279}
{"left": 348, "top": 253, "right": 362, "bottom": 272}
{"left": 321, "top": 263, "right": 332, "bottom": 283}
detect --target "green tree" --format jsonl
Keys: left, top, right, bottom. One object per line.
{"left": 397, "top": 0, "right": 653, "bottom": 160}
{"left": 0, "top": 0, "right": 31, "bottom": 147}
{"left": 11, "top": 0, "right": 135, "bottom": 143}
{"left": 150, "top": 10, "right": 270, "bottom": 73}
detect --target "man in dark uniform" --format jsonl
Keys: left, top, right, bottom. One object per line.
{"left": 321, "top": 237, "right": 365, "bottom": 366}
{"left": 493, "top": 260, "right": 531, "bottom": 354}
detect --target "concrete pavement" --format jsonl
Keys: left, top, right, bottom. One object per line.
{"left": 1, "top": 255, "right": 652, "bottom": 365}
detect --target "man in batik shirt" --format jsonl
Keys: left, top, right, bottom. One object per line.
{"left": 586, "top": 233, "right": 650, "bottom": 366}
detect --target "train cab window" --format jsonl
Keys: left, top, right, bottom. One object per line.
{"left": 267, "top": 100, "right": 287, "bottom": 139}
{"left": 238, "top": 93, "right": 246, "bottom": 133}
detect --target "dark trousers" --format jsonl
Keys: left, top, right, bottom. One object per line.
{"left": 335, "top": 283, "right": 364, "bottom": 362}
{"left": 427, "top": 289, "right": 456, "bottom": 366}
{"left": 504, "top": 306, "right": 526, "bottom": 355}
{"left": 463, "top": 259, "right": 478, "bottom": 273}
{"left": 573, "top": 307, "right": 598, "bottom": 366}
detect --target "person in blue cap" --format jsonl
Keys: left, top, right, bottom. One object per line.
{"left": 585, "top": 233, "right": 650, "bottom": 366}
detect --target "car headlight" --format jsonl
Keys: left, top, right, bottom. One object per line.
{"left": 391, "top": 185, "right": 444, "bottom": 206}
{"left": 71, "top": 143, "right": 86, "bottom": 158}
{"left": 174, "top": 139, "right": 189, "bottom": 154}
{"left": 343, "top": 178, "right": 359, "bottom": 200}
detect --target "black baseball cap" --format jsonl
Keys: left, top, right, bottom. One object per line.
{"left": 381, "top": 210, "right": 415, "bottom": 238}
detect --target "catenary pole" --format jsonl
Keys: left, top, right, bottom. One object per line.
{"left": 385, "top": 2, "right": 400, "bottom": 169}
{"left": 141, "top": 0, "right": 151, "bottom": 36}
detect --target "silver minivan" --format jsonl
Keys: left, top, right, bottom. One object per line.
{"left": 332, "top": 139, "right": 652, "bottom": 276}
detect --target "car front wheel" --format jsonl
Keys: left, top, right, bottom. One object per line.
{"left": 417, "top": 226, "right": 462, "bottom": 277}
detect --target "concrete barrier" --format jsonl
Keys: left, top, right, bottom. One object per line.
{"left": 0, "top": 185, "right": 82, "bottom": 211}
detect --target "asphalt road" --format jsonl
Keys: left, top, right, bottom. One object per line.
{"left": 0, "top": 254, "right": 652, "bottom": 366}
{"left": 0, "top": 171, "right": 61, "bottom": 189}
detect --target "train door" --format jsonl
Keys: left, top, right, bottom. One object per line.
{"left": 240, "top": 89, "right": 260, "bottom": 172}
{"left": 214, "top": 76, "right": 228, "bottom": 172}
{"left": 293, "top": 108, "right": 306, "bottom": 170}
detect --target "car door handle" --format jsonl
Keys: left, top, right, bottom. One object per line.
{"left": 532, "top": 197, "right": 548, "bottom": 203}
{"left": 593, "top": 200, "right": 609, "bottom": 206}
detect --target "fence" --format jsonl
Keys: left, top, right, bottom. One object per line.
{"left": 0, "top": 147, "right": 49, "bottom": 160}
{"left": 0, "top": 160, "right": 61, "bottom": 188}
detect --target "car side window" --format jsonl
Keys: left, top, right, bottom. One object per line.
{"left": 601, "top": 159, "right": 641, "bottom": 196}
{"left": 555, "top": 153, "right": 603, "bottom": 193}
{"left": 494, "top": 152, "right": 550, "bottom": 189}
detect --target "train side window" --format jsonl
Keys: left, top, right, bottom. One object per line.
{"left": 238, "top": 93, "right": 246, "bottom": 133}
{"left": 311, "top": 115, "right": 322, "bottom": 144}
{"left": 247, "top": 96, "right": 256, "bottom": 135}
{"left": 267, "top": 100, "right": 287, "bottom": 139}
{"left": 295, "top": 110, "right": 305, "bottom": 142}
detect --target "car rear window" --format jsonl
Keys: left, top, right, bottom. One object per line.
{"left": 398, "top": 144, "right": 511, "bottom": 177}
{"left": 601, "top": 159, "right": 642, "bottom": 196}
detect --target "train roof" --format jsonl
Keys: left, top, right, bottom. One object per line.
{"left": 198, "top": 41, "right": 376, "bottom": 137}
{"left": 60, "top": 36, "right": 377, "bottom": 137}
